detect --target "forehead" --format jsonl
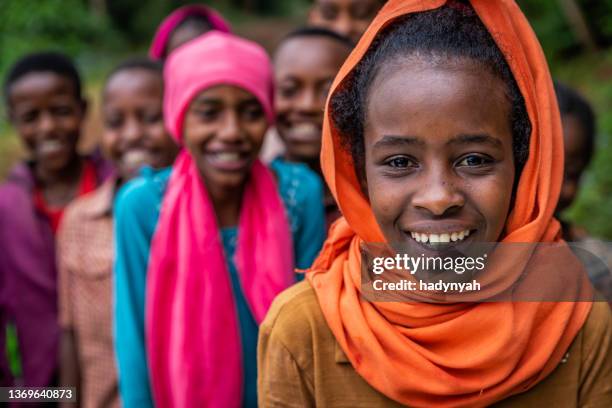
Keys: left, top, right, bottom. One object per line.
{"left": 9, "top": 71, "right": 76, "bottom": 104}
{"left": 275, "top": 36, "right": 349, "bottom": 75}
{"left": 366, "top": 59, "right": 511, "bottom": 140}
{"left": 191, "top": 84, "right": 258, "bottom": 104}
{"left": 104, "top": 69, "right": 162, "bottom": 100}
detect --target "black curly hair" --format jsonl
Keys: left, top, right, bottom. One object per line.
{"left": 4, "top": 51, "right": 82, "bottom": 106}
{"left": 330, "top": 1, "right": 531, "bottom": 182}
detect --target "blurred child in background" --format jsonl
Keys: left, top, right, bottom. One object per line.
{"left": 308, "top": 0, "right": 385, "bottom": 43}
{"left": 0, "top": 52, "right": 112, "bottom": 392}
{"left": 113, "top": 32, "right": 325, "bottom": 407}
{"left": 272, "top": 27, "right": 352, "bottom": 225}
{"left": 554, "top": 80, "right": 612, "bottom": 302}
{"left": 57, "top": 58, "right": 178, "bottom": 408}
{"left": 148, "top": 4, "right": 230, "bottom": 61}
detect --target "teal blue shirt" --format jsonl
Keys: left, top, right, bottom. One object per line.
{"left": 113, "top": 159, "right": 325, "bottom": 408}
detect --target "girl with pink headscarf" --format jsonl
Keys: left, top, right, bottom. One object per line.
{"left": 149, "top": 4, "right": 231, "bottom": 61}
{"left": 113, "top": 32, "right": 326, "bottom": 407}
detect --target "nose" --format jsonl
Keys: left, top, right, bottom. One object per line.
{"left": 296, "top": 88, "right": 319, "bottom": 114}
{"left": 121, "top": 117, "right": 143, "bottom": 147}
{"left": 37, "top": 111, "right": 56, "bottom": 137}
{"left": 217, "top": 110, "right": 242, "bottom": 142}
{"left": 411, "top": 166, "right": 464, "bottom": 216}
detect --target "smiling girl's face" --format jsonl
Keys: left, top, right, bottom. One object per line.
{"left": 183, "top": 84, "right": 268, "bottom": 194}
{"left": 363, "top": 58, "right": 516, "bottom": 251}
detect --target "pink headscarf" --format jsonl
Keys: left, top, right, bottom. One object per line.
{"left": 148, "top": 4, "right": 231, "bottom": 60}
{"left": 146, "top": 32, "right": 293, "bottom": 407}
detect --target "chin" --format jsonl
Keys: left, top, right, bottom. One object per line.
{"left": 289, "top": 147, "right": 321, "bottom": 162}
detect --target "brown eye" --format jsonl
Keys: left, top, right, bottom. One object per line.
{"left": 240, "top": 102, "right": 264, "bottom": 121}
{"left": 142, "top": 111, "right": 162, "bottom": 124}
{"left": 19, "top": 110, "right": 38, "bottom": 124}
{"left": 104, "top": 113, "right": 123, "bottom": 129}
{"left": 386, "top": 156, "right": 417, "bottom": 169}
{"left": 51, "top": 105, "right": 74, "bottom": 117}
{"left": 457, "top": 154, "right": 492, "bottom": 167}
{"left": 350, "top": 3, "right": 376, "bottom": 19}
{"left": 319, "top": 4, "right": 339, "bottom": 20}
{"left": 194, "top": 107, "right": 219, "bottom": 122}
{"left": 279, "top": 82, "right": 299, "bottom": 99}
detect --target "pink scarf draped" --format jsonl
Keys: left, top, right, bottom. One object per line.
{"left": 149, "top": 4, "right": 231, "bottom": 60}
{"left": 145, "top": 32, "right": 293, "bottom": 407}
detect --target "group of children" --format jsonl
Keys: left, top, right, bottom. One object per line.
{"left": 1, "top": 0, "right": 610, "bottom": 407}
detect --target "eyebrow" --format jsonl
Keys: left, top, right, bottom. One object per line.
{"left": 192, "top": 97, "right": 221, "bottom": 106}
{"left": 373, "top": 135, "right": 425, "bottom": 149}
{"left": 446, "top": 134, "right": 503, "bottom": 148}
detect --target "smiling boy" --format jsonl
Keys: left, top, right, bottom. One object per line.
{"left": 0, "top": 52, "right": 111, "bottom": 389}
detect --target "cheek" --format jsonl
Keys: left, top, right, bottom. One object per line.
{"left": 561, "top": 179, "right": 578, "bottom": 199}
{"left": 17, "top": 125, "right": 37, "bottom": 146}
{"left": 366, "top": 170, "right": 408, "bottom": 232}
{"left": 274, "top": 97, "right": 292, "bottom": 117}
{"left": 474, "top": 172, "right": 514, "bottom": 238}
{"left": 146, "top": 123, "right": 171, "bottom": 145}
{"left": 183, "top": 117, "right": 212, "bottom": 152}
{"left": 59, "top": 113, "right": 83, "bottom": 135}
{"left": 355, "top": 20, "right": 370, "bottom": 33}
{"left": 101, "top": 132, "right": 121, "bottom": 159}
{"left": 245, "top": 120, "right": 268, "bottom": 149}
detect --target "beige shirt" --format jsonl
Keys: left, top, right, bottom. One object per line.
{"left": 58, "top": 180, "right": 119, "bottom": 408}
{"left": 259, "top": 280, "right": 612, "bottom": 407}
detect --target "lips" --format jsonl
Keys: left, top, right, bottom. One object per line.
{"left": 286, "top": 122, "right": 321, "bottom": 143}
{"left": 37, "top": 139, "right": 67, "bottom": 156}
{"left": 119, "top": 149, "right": 151, "bottom": 177}
{"left": 122, "top": 149, "right": 150, "bottom": 168}
{"left": 204, "top": 150, "right": 251, "bottom": 172}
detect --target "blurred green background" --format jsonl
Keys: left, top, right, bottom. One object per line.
{"left": 1, "top": 0, "right": 611, "bottom": 238}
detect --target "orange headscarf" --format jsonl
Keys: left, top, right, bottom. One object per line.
{"left": 307, "top": 0, "right": 594, "bottom": 407}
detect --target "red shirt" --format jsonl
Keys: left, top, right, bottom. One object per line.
{"left": 33, "top": 160, "right": 98, "bottom": 234}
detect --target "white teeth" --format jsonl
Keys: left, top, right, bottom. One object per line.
{"left": 38, "top": 140, "right": 64, "bottom": 154}
{"left": 123, "top": 150, "right": 149, "bottom": 168}
{"left": 411, "top": 229, "right": 472, "bottom": 244}
{"left": 293, "top": 123, "right": 319, "bottom": 133}
{"left": 215, "top": 152, "right": 241, "bottom": 162}
{"left": 289, "top": 123, "right": 321, "bottom": 141}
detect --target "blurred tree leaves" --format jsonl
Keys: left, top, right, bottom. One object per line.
{"left": 0, "top": 0, "right": 123, "bottom": 77}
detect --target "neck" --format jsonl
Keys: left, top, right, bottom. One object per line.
{"left": 284, "top": 153, "right": 322, "bottom": 176}
{"left": 34, "top": 155, "right": 84, "bottom": 207}
{"left": 207, "top": 182, "right": 246, "bottom": 228}
{"left": 35, "top": 154, "right": 83, "bottom": 187}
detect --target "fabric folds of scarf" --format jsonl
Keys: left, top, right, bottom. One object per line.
{"left": 307, "top": 0, "right": 594, "bottom": 407}
{"left": 146, "top": 151, "right": 294, "bottom": 407}
{"left": 149, "top": 4, "right": 231, "bottom": 60}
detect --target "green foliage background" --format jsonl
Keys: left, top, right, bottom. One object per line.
{"left": 0, "top": 0, "right": 611, "bottom": 238}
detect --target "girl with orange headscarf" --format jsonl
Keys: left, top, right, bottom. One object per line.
{"left": 258, "top": 1, "right": 612, "bottom": 407}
